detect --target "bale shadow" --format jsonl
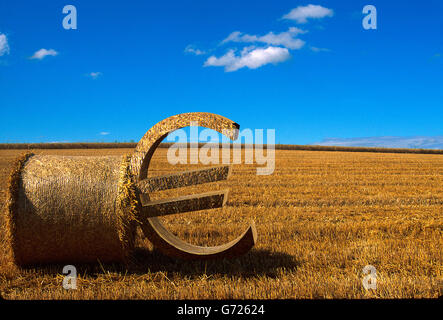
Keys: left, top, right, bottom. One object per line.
{"left": 19, "top": 248, "right": 299, "bottom": 279}
{"left": 128, "top": 247, "right": 299, "bottom": 278}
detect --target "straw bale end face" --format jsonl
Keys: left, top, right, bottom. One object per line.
{"left": 5, "top": 153, "right": 137, "bottom": 266}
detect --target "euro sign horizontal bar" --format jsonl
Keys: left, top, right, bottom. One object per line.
{"left": 136, "top": 165, "right": 231, "bottom": 193}
{"left": 140, "top": 190, "right": 229, "bottom": 218}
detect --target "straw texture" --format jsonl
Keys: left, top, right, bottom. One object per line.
{"left": 131, "top": 112, "right": 240, "bottom": 179}
{"left": 6, "top": 153, "right": 137, "bottom": 265}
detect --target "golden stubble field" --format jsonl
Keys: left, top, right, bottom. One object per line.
{"left": 0, "top": 148, "right": 441, "bottom": 299}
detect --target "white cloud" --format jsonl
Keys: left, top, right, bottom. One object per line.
{"left": 30, "top": 48, "right": 58, "bottom": 60}
{"left": 184, "top": 45, "right": 206, "bottom": 55}
{"left": 204, "top": 46, "right": 290, "bottom": 72}
{"left": 313, "top": 136, "right": 443, "bottom": 149}
{"left": 283, "top": 4, "right": 334, "bottom": 23}
{"left": 186, "top": 5, "right": 332, "bottom": 72}
{"left": 99, "top": 132, "right": 110, "bottom": 136}
{"left": 310, "top": 46, "right": 331, "bottom": 52}
{"left": 0, "top": 33, "right": 10, "bottom": 56}
{"left": 222, "top": 27, "right": 306, "bottom": 50}
{"left": 89, "top": 72, "right": 102, "bottom": 79}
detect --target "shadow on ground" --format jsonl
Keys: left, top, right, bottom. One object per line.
{"left": 18, "top": 248, "right": 299, "bottom": 279}
{"left": 129, "top": 247, "right": 299, "bottom": 278}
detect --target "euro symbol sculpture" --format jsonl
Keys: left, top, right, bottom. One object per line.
{"left": 131, "top": 112, "right": 257, "bottom": 260}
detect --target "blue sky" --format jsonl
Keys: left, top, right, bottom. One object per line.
{"left": 0, "top": 0, "right": 442, "bottom": 145}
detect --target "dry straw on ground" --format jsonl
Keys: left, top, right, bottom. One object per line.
{"left": 0, "top": 148, "right": 441, "bottom": 299}
{"left": 4, "top": 152, "right": 138, "bottom": 266}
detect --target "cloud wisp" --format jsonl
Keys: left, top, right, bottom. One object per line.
{"left": 184, "top": 45, "right": 206, "bottom": 55}
{"left": 30, "top": 48, "right": 58, "bottom": 60}
{"left": 310, "top": 46, "right": 331, "bottom": 52}
{"left": 313, "top": 136, "right": 443, "bottom": 149}
{"left": 88, "top": 72, "right": 102, "bottom": 79}
{"left": 222, "top": 27, "right": 306, "bottom": 50}
{"left": 282, "top": 4, "right": 334, "bottom": 24}
{"left": 0, "top": 33, "right": 10, "bottom": 56}
{"left": 204, "top": 46, "right": 290, "bottom": 72}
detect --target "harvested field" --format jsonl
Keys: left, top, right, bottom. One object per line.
{"left": 0, "top": 148, "right": 441, "bottom": 299}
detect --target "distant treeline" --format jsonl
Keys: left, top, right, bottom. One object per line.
{"left": 0, "top": 142, "right": 139, "bottom": 149}
{"left": 0, "top": 142, "right": 442, "bottom": 155}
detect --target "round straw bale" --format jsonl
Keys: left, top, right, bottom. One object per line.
{"left": 5, "top": 153, "right": 138, "bottom": 266}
